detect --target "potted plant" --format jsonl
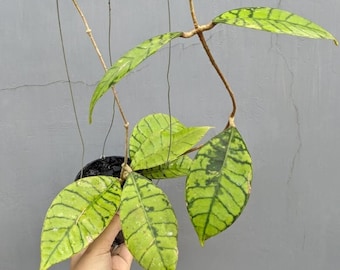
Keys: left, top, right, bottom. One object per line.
{"left": 40, "top": 1, "right": 337, "bottom": 269}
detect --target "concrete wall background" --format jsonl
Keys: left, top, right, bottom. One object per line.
{"left": 1, "top": 0, "right": 339, "bottom": 269}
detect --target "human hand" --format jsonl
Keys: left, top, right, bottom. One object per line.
{"left": 70, "top": 214, "right": 133, "bottom": 270}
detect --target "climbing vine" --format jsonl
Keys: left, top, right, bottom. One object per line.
{"left": 40, "top": 1, "right": 337, "bottom": 270}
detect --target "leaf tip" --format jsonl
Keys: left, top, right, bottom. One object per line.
{"left": 39, "top": 261, "right": 47, "bottom": 270}
{"left": 199, "top": 238, "right": 205, "bottom": 247}
{"left": 334, "top": 39, "right": 339, "bottom": 46}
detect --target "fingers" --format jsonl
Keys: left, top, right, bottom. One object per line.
{"left": 70, "top": 213, "right": 132, "bottom": 270}
{"left": 112, "top": 243, "right": 132, "bottom": 259}
{"left": 70, "top": 249, "right": 86, "bottom": 269}
{"left": 111, "top": 243, "right": 133, "bottom": 270}
{"left": 87, "top": 213, "right": 122, "bottom": 254}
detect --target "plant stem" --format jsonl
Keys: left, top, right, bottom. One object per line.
{"left": 181, "top": 22, "right": 215, "bottom": 38}
{"left": 188, "top": 0, "right": 236, "bottom": 128}
{"left": 71, "top": 0, "right": 130, "bottom": 167}
{"left": 189, "top": 0, "right": 199, "bottom": 29}
{"left": 71, "top": 0, "right": 107, "bottom": 70}
{"left": 197, "top": 32, "right": 236, "bottom": 127}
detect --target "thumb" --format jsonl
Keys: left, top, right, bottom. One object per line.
{"left": 87, "top": 213, "right": 122, "bottom": 254}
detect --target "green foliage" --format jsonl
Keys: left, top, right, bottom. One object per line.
{"left": 41, "top": 2, "right": 338, "bottom": 269}
{"left": 186, "top": 127, "right": 252, "bottom": 245}
{"left": 129, "top": 113, "right": 211, "bottom": 171}
{"left": 89, "top": 7, "right": 337, "bottom": 123}
{"left": 40, "top": 176, "right": 121, "bottom": 270}
{"left": 120, "top": 172, "right": 178, "bottom": 270}
{"left": 89, "top": 32, "right": 181, "bottom": 123}
{"left": 213, "top": 7, "right": 338, "bottom": 45}
{"left": 140, "top": 155, "right": 192, "bottom": 179}
{"left": 129, "top": 113, "right": 185, "bottom": 161}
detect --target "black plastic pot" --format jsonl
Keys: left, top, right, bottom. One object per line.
{"left": 74, "top": 156, "right": 127, "bottom": 247}
{"left": 74, "top": 156, "right": 126, "bottom": 180}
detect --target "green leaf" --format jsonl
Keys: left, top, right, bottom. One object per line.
{"left": 131, "top": 126, "right": 211, "bottom": 171}
{"left": 40, "top": 176, "right": 121, "bottom": 270}
{"left": 140, "top": 155, "right": 193, "bottom": 179}
{"left": 120, "top": 172, "right": 178, "bottom": 270}
{"left": 89, "top": 32, "right": 182, "bottom": 123}
{"left": 129, "top": 113, "right": 185, "bottom": 161}
{"left": 130, "top": 113, "right": 211, "bottom": 171}
{"left": 186, "top": 127, "right": 252, "bottom": 246}
{"left": 213, "top": 7, "right": 338, "bottom": 45}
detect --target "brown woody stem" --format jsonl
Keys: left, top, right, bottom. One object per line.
{"left": 71, "top": 0, "right": 130, "bottom": 166}
{"left": 187, "top": 0, "right": 236, "bottom": 128}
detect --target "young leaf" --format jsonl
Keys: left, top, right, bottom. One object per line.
{"left": 131, "top": 126, "right": 211, "bottom": 171}
{"left": 40, "top": 176, "right": 121, "bottom": 270}
{"left": 129, "top": 113, "right": 185, "bottom": 161}
{"left": 89, "top": 32, "right": 182, "bottom": 123}
{"left": 140, "top": 155, "right": 193, "bottom": 179}
{"left": 186, "top": 127, "right": 252, "bottom": 246}
{"left": 120, "top": 172, "right": 178, "bottom": 270}
{"left": 213, "top": 7, "right": 338, "bottom": 45}
{"left": 130, "top": 113, "right": 211, "bottom": 171}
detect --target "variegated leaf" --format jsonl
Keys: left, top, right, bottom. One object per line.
{"left": 89, "top": 32, "right": 182, "bottom": 123}
{"left": 40, "top": 176, "right": 121, "bottom": 270}
{"left": 120, "top": 172, "right": 178, "bottom": 270}
{"left": 140, "top": 155, "right": 192, "bottom": 179}
{"left": 130, "top": 113, "right": 211, "bottom": 171}
{"left": 186, "top": 127, "right": 252, "bottom": 245}
{"left": 129, "top": 113, "right": 185, "bottom": 161}
{"left": 213, "top": 7, "right": 338, "bottom": 45}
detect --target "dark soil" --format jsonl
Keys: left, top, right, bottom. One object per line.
{"left": 74, "top": 156, "right": 126, "bottom": 180}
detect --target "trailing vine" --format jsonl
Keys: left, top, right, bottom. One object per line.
{"left": 40, "top": 1, "right": 337, "bottom": 270}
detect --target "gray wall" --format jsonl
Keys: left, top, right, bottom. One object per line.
{"left": 1, "top": 1, "right": 339, "bottom": 269}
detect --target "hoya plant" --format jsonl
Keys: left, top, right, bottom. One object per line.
{"left": 40, "top": 1, "right": 337, "bottom": 270}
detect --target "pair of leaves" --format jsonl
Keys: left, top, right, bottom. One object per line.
{"left": 40, "top": 174, "right": 179, "bottom": 270}
{"left": 89, "top": 7, "right": 337, "bottom": 123}
{"left": 129, "top": 113, "right": 211, "bottom": 173}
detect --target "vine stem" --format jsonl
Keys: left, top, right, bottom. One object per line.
{"left": 70, "top": 0, "right": 130, "bottom": 169}
{"left": 188, "top": 0, "right": 236, "bottom": 128}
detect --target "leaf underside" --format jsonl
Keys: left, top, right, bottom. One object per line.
{"left": 186, "top": 127, "right": 252, "bottom": 246}
{"left": 120, "top": 172, "right": 178, "bottom": 270}
{"left": 140, "top": 155, "right": 193, "bottom": 179}
{"left": 89, "top": 32, "right": 182, "bottom": 123}
{"left": 40, "top": 176, "right": 121, "bottom": 270}
{"left": 213, "top": 7, "right": 338, "bottom": 45}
